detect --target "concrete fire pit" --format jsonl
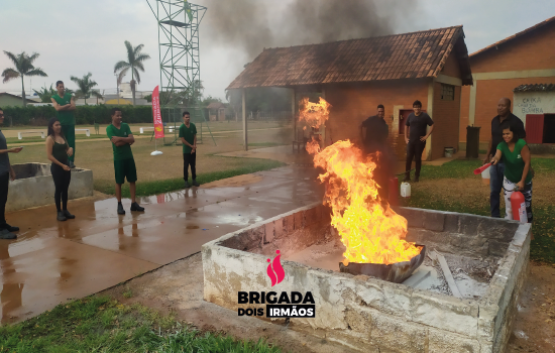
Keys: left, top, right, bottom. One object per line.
{"left": 202, "top": 203, "right": 530, "bottom": 353}
{"left": 7, "top": 163, "right": 93, "bottom": 212}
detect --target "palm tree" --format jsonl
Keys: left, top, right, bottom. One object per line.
{"left": 2, "top": 51, "right": 47, "bottom": 106}
{"left": 114, "top": 41, "right": 150, "bottom": 105}
{"left": 70, "top": 73, "right": 103, "bottom": 104}
{"left": 33, "top": 84, "right": 57, "bottom": 103}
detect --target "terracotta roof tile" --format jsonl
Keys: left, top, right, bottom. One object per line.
{"left": 228, "top": 26, "right": 472, "bottom": 89}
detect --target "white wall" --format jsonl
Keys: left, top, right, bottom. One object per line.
{"left": 513, "top": 92, "right": 555, "bottom": 125}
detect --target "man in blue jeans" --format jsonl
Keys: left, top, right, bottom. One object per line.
{"left": 483, "top": 98, "right": 526, "bottom": 218}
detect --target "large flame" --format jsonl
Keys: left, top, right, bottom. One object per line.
{"left": 300, "top": 98, "right": 421, "bottom": 265}
{"left": 298, "top": 97, "right": 330, "bottom": 130}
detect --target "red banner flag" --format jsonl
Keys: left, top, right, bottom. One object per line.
{"left": 152, "top": 86, "right": 164, "bottom": 139}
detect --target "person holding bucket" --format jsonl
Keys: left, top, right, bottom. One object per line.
{"left": 490, "top": 121, "right": 533, "bottom": 223}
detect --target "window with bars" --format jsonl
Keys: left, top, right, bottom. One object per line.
{"left": 441, "top": 84, "right": 454, "bottom": 101}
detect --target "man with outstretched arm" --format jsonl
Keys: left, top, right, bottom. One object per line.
{"left": 483, "top": 97, "right": 526, "bottom": 218}
{"left": 51, "top": 81, "right": 77, "bottom": 168}
{"left": 106, "top": 108, "right": 145, "bottom": 215}
{"left": 0, "top": 107, "right": 22, "bottom": 239}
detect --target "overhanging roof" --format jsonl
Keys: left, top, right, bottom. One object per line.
{"left": 227, "top": 26, "right": 472, "bottom": 90}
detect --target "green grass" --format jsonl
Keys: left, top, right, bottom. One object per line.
{"left": 0, "top": 296, "right": 282, "bottom": 353}
{"left": 96, "top": 158, "right": 286, "bottom": 197}
{"left": 7, "top": 134, "right": 107, "bottom": 144}
{"left": 404, "top": 158, "right": 555, "bottom": 264}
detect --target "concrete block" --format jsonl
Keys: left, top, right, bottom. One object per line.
{"left": 294, "top": 211, "right": 303, "bottom": 230}
{"left": 7, "top": 163, "right": 93, "bottom": 212}
{"left": 274, "top": 219, "right": 284, "bottom": 238}
{"left": 488, "top": 240, "right": 509, "bottom": 257}
{"left": 264, "top": 222, "right": 274, "bottom": 243}
{"left": 283, "top": 214, "right": 295, "bottom": 233}
{"left": 424, "top": 212, "right": 445, "bottom": 232}
{"left": 399, "top": 208, "right": 424, "bottom": 228}
{"left": 444, "top": 213, "right": 460, "bottom": 233}
{"left": 428, "top": 328, "right": 481, "bottom": 353}
{"left": 477, "top": 219, "right": 519, "bottom": 242}
{"left": 459, "top": 214, "right": 479, "bottom": 236}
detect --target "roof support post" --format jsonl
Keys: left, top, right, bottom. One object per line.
{"left": 425, "top": 78, "right": 435, "bottom": 161}
{"left": 242, "top": 88, "right": 248, "bottom": 151}
{"left": 291, "top": 87, "right": 296, "bottom": 144}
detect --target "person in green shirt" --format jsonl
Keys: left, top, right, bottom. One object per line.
{"left": 491, "top": 121, "right": 533, "bottom": 223}
{"left": 51, "top": 81, "right": 77, "bottom": 168}
{"left": 106, "top": 108, "right": 145, "bottom": 215}
{"left": 179, "top": 111, "right": 199, "bottom": 188}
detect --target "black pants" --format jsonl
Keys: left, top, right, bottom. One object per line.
{"left": 405, "top": 140, "right": 427, "bottom": 178}
{"left": 183, "top": 153, "right": 197, "bottom": 181}
{"left": 51, "top": 164, "right": 71, "bottom": 212}
{"left": 0, "top": 172, "right": 9, "bottom": 226}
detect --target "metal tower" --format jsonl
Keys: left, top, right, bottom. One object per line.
{"left": 146, "top": 0, "right": 215, "bottom": 145}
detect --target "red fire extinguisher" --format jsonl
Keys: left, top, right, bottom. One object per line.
{"left": 510, "top": 188, "right": 527, "bottom": 224}
{"left": 388, "top": 177, "right": 399, "bottom": 206}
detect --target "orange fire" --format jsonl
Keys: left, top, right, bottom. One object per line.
{"left": 298, "top": 97, "right": 330, "bottom": 131}
{"left": 300, "top": 98, "right": 421, "bottom": 265}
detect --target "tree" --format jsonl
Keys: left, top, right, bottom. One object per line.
{"left": 1, "top": 51, "right": 47, "bottom": 107}
{"left": 114, "top": 41, "right": 150, "bottom": 106}
{"left": 70, "top": 73, "right": 103, "bottom": 104}
{"left": 33, "top": 84, "right": 56, "bottom": 103}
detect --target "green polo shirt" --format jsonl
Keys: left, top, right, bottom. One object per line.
{"left": 497, "top": 139, "right": 533, "bottom": 184}
{"left": 179, "top": 123, "right": 197, "bottom": 154}
{"left": 51, "top": 92, "right": 75, "bottom": 125}
{"left": 107, "top": 123, "right": 134, "bottom": 161}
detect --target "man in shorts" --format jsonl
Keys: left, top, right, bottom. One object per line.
{"left": 51, "top": 81, "right": 77, "bottom": 168}
{"left": 107, "top": 108, "right": 145, "bottom": 215}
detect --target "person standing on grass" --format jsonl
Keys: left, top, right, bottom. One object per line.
{"left": 45, "top": 118, "right": 75, "bottom": 222}
{"left": 490, "top": 122, "right": 533, "bottom": 223}
{"left": 404, "top": 100, "right": 434, "bottom": 182}
{"left": 0, "top": 107, "right": 22, "bottom": 239}
{"left": 179, "top": 111, "right": 199, "bottom": 188}
{"left": 360, "top": 104, "right": 394, "bottom": 200}
{"left": 51, "top": 81, "right": 77, "bottom": 169}
{"left": 483, "top": 98, "right": 526, "bottom": 218}
{"left": 107, "top": 108, "right": 145, "bottom": 215}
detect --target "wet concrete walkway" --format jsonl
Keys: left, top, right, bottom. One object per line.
{"left": 0, "top": 166, "right": 322, "bottom": 324}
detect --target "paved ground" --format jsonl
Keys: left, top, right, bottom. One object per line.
{"left": 0, "top": 165, "right": 323, "bottom": 324}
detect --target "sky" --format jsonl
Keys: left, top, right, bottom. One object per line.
{"left": 1, "top": 0, "right": 554, "bottom": 100}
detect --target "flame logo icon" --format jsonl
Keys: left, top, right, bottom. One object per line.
{"left": 266, "top": 250, "right": 285, "bottom": 287}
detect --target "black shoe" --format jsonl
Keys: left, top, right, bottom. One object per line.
{"left": 2, "top": 223, "right": 19, "bottom": 232}
{"left": 69, "top": 161, "right": 76, "bottom": 169}
{"left": 402, "top": 176, "right": 411, "bottom": 182}
{"left": 192, "top": 180, "right": 200, "bottom": 187}
{"left": 117, "top": 203, "right": 126, "bottom": 215}
{"left": 184, "top": 181, "right": 191, "bottom": 188}
{"left": 63, "top": 210, "right": 75, "bottom": 219}
{"left": 57, "top": 211, "right": 67, "bottom": 222}
{"left": 0, "top": 229, "right": 16, "bottom": 240}
{"left": 414, "top": 176, "right": 420, "bottom": 182}
{"left": 130, "top": 202, "right": 145, "bottom": 212}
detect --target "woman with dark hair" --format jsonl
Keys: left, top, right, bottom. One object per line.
{"left": 46, "top": 118, "right": 75, "bottom": 221}
{"left": 491, "top": 121, "right": 533, "bottom": 223}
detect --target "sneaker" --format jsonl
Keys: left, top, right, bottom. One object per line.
{"left": 414, "top": 176, "right": 420, "bottom": 182}
{"left": 130, "top": 202, "right": 145, "bottom": 212}
{"left": 63, "top": 210, "right": 76, "bottom": 219}
{"left": 192, "top": 180, "right": 200, "bottom": 187}
{"left": 1, "top": 223, "right": 19, "bottom": 232}
{"left": 117, "top": 203, "right": 126, "bottom": 215}
{"left": 0, "top": 229, "right": 16, "bottom": 240}
{"left": 57, "top": 211, "right": 67, "bottom": 222}
{"left": 184, "top": 181, "right": 191, "bottom": 188}
{"left": 69, "top": 161, "right": 76, "bottom": 169}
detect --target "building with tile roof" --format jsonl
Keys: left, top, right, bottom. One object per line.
{"left": 459, "top": 16, "right": 555, "bottom": 147}
{"left": 228, "top": 25, "right": 473, "bottom": 161}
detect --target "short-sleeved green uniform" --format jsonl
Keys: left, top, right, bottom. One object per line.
{"left": 497, "top": 138, "right": 533, "bottom": 184}
{"left": 107, "top": 123, "right": 137, "bottom": 184}
{"left": 179, "top": 123, "right": 197, "bottom": 153}
{"left": 52, "top": 93, "right": 76, "bottom": 162}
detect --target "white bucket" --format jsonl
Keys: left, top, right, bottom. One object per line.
{"left": 481, "top": 166, "right": 491, "bottom": 185}
{"left": 400, "top": 182, "right": 411, "bottom": 198}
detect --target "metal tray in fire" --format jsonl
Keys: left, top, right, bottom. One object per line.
{"left": 339, "top": 245, "right": 426, "bottom": 283}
